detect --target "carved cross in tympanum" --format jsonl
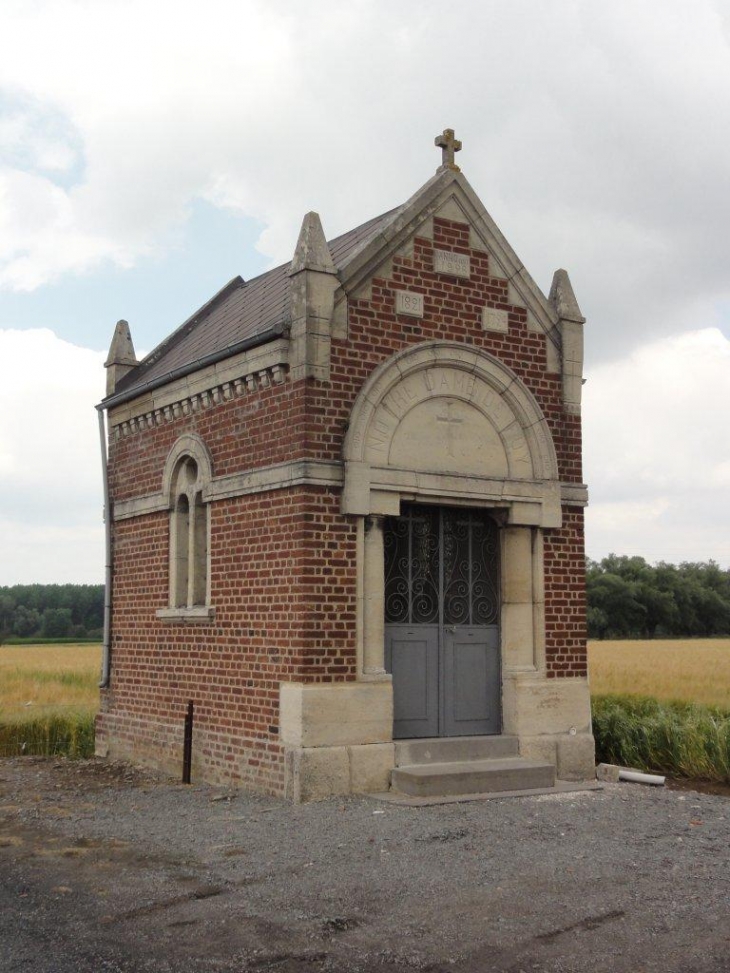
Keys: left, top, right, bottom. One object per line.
{"left": 435, "top": 128, "right": 462, "bottom": 171}
{"left": 436, "top": 399, "right": 463, "bottom": 458}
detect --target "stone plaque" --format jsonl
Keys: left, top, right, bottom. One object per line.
{"left": 434, "top": 249, "right": 470, "bottom": 278}
{"left": 395, "top": 290, "right": 424, "bottom": 318}
{"left": 482, "top": 306, "right": 509, "bottom": 333}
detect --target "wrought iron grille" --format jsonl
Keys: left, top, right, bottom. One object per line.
{"left": 384, "top": 505, "right": 499, "bottom": 626}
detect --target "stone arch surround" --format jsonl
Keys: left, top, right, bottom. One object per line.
{"left": 282, "top": 343, "right": 594, "bottom": 795}
{"left": 342, "top": 341, "right": 561, "bottom": 527}
{"left": 161, "top": 433, "right": 214, "bottom": 505}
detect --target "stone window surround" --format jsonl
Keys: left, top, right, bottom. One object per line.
{"left": 156, "top": 434, "right": 215, "bottom": 623}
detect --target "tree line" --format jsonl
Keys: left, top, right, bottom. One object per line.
{"left": 1, "top": 558, "right": 729, "bottom": 642}
{"left": 0, "top": 585, "right": 104, "bottom": 641}
{"left": 587, "top": 556, "right": 730, "bottom": 639}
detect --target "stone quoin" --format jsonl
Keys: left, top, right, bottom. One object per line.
{"left": 96, "top": 130, "right": 594, "bottom": 800}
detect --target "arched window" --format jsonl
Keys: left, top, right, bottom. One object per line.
{"left": 169, "top": 455, "right": 208, "bottom": 608}
{"left": 156, "top": 435, "right": 213, "bottom": 621}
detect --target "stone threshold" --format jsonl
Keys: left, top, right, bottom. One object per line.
{"left": 368, "top": 779, "right": 603, "bottom": 807}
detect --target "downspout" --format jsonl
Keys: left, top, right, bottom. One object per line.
{"left": 98, "top": 407, "right": 112, "bottom": 688}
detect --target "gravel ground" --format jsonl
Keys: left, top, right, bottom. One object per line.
{"left": 1, "top": 757, "right": 729, "bottom": 973}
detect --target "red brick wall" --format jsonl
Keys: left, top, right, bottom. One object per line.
{"left": 312, "top": 218, "right": 583, "bottom": 486}
{"left": 110, "top": 381, "right": 309, "bottom": 503}
{"left": 544, "top": 509, "right": 588, "bottom": 677}
{"left": 314, "top": 216, "right": 587, "bottom": 678}
{"left": 101, "top": 215, "right": 587, "bottom": 791}
{"left": 99, "top": 487, "right": 357, "bottom": 793}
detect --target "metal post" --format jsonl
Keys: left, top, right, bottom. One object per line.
{"left": 182, "top": 700, "right": 194, "bottom": 784}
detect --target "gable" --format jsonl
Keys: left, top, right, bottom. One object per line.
{"left": 332, "top": 169, "right": 561, "bottom": 368}
{"left": 103, "top": 163, "right": 584, "bottom": 419}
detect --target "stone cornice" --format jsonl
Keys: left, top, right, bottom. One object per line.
{"left": 108, "top": 339, "right": 289, "bottom": 439}
{"left": 559, "top": 482, "right": 589, "bottom": 507}
{"left": 112, "top": 460, "right": 588, "bottom": 520}
{"left": 208, "top": 459, "right": 342, "bottom": 503}
{"left": 113, "top": 459, "right": 344, "bottom": 520}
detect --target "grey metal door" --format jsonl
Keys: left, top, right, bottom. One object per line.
{"left": 384, "top": 505, "right": 501, "bottom": 739}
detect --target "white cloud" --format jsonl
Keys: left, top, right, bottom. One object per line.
{"left": 0, "top": 1, "right": 729, "bottom": 580}
{"left": 0, "top": 329, "right": 105, "bottom": 583}
{"left": 584, "top": 328, "right": 730, "bottom": 565}
{"left": 0, "top": 0, "right": 728, "bottom": 359}
{"left": 0, "top": 94, "right": 80, "bottom": 174}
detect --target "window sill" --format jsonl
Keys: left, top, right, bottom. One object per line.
{"left": 156, "top": 606, "right": 215, "bottom": 623}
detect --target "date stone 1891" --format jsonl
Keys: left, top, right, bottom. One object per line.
{"left": 395, "top": 290, "right": 425, "bottom": 318}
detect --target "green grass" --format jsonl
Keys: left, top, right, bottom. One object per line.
{"left": 0, "top": 712, "right": 95, "bottom": 759}
{"left": 592, "top": 694, "right": 730, "bottom": 784}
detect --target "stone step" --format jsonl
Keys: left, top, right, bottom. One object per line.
{"left": 391, "top": 756, "right": 555, "bottom": 798}
{"left": 394, "top": 735, "right": 519, "bottom": 767}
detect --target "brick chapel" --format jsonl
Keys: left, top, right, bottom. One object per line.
{"left": 96, "top": 131, "right": 595, "bottom": 800}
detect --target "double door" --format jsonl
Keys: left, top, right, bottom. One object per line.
{"left": 384, "top": 504, "right": 501, "bottom": 738}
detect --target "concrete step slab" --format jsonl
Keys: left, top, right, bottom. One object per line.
{"left": 394, "top": 735, "right": 519, "bottom": 767}
{"left": 373, "top": 780, "right": 602, "bottom": 806}
{"left": 391, "top": 756, "right": 555, "bottom": 798}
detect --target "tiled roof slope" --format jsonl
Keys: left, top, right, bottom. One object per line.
{"left": 109, "top": 207, "right": 400, "bottom": 403}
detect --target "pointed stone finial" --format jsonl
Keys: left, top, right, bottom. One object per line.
{"left": 288, "top": 213, "right": 338, "bottom": 383}
{"left": 550, "top": 270, "right": 585, "bottom": 417}
{"left": 104, "top": 319, "right": 138, "bottom": 396}
{"left": 435, "top": 128, "right": 462, "bottom": 172}
{"left": 289, "top": 212, "right": 337, "bottom": 277}
{"left": 549, "top": 269, "right": 585, "bottom": 324}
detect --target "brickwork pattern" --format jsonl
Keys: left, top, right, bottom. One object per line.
{"left": 99, "top": 488, "right": 357, "bottom": 794}
{"left": 544, "top": 508, "right": 588, "bottom": 677}
{"left": 102, "top": 215, "right": 588, "bottom": 792}
{"left": 319, "top": 218, "right": 583, "bottom": 486}
{"left": 109, "top": 382, "right": 309, "bottom": 504}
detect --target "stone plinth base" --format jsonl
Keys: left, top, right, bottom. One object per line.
{"left": 284, "top": 742, "right": 396, "bottom": 803}
{"left": 503, "top": 674, "right": 596, "bottom": 780}
{"left": 279, "top": 681, "right": 393, "bottom": 748}
{"left": 280, "top": 681, "right": 395, "bottom": 802}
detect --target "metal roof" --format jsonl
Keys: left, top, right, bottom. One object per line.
{"left": 108, "top": 207, "right": 399, "bottom": 404}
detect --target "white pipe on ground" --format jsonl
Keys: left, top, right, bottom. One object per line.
{"left": 618, "top": 769, "right": 666, "bottom": 786}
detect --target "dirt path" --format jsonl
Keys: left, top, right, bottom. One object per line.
{"left": 1, "top": 757, "right": 729, "bottom": 972}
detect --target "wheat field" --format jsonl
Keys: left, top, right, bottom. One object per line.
{"left": 0, "top": 643, "right": 101, "bottom": 721}
{"left": 2, "top": 639, "right": 729, "bottom": 722}
{"left": 588, "top": 638, "right": 730, "bottom": 711}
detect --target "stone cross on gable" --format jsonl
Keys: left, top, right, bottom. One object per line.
{"left": 435, "top": 128, "right": 462, "bottom": 172}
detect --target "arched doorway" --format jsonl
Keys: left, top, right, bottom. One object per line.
{"left": 342, "top": 340, "right": 562, "bottom": 740}
{"left": 384, "top": 503, "right": 501, "bottom": 738}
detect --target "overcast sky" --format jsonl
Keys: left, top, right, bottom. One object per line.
{"left": 1, "top": 0, "right": 729, "bottom": 584}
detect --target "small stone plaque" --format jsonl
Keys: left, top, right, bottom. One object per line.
{"left": 482, "top": 306, "right": 509, "bottom": 333}
{"left": 434, "top": 249, "right": 470, "bottom": 278}
{"left": 395, "top": 290, "right": 424, "bottom": 318}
